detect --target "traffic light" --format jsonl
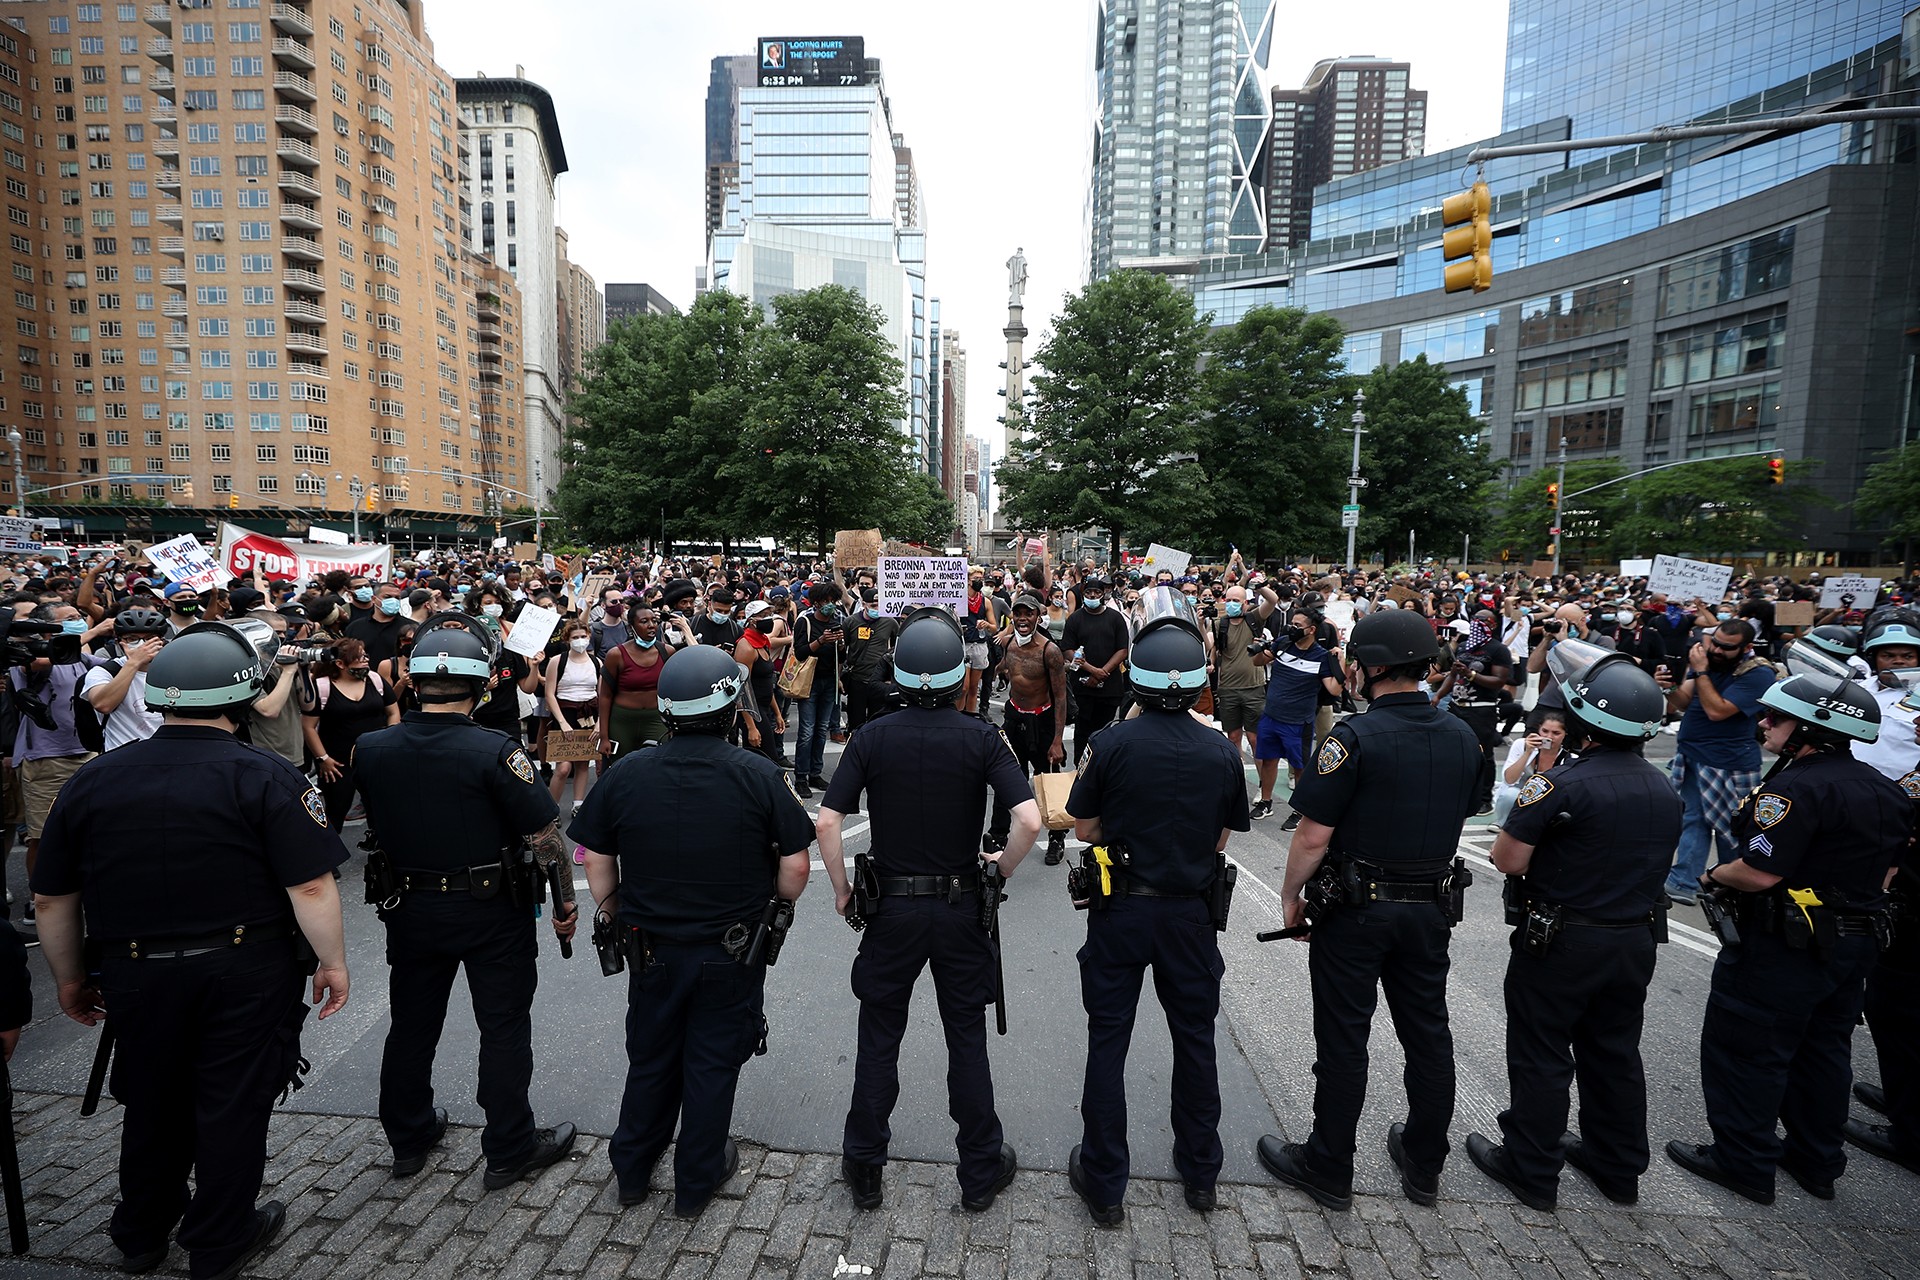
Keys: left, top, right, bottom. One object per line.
{"left": 227, "top": 493, "right": 240, "bottom": 509}
{"left": 1767, "top": 457, "right": 1785, "bottom": 485}
{"left": 1546, "top": 481, "right": 1559, "bottom": 508}
{"left": 365, "top": 492, "right": 377, "bottom": 511}
{"left": 1442, "top": 180, "right": 1492, "bottom": 294}
{"left": 178, "top": 480, "right": 194, "bottom": 502}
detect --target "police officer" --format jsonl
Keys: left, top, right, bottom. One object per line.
{"left": 1667, "top": 672, "right": 1905, "bottom": 1203}
{"left": 1064, "top": 590, "right": 1249, "bottom": 1226}
{"left": 32, "top": 622, "right": 350, "bottom": 1279}
{"left": 1849, "top": 768, "right": 1919, "bottom": 1176}
{"left": 576, "top": 645, "right": 814, "bottom": 1218}
{"left": 1257, "top": 608, "right": 1479, "bottom": 1210}
{"left": 1469, "top": 643, "right": 1681, "bottom": 1210}
{"left": 817, "top": 607, "right": 1040, "bottom": 1213}
{"left": 352, "top": 615, "right": 579, "bottom": 1190}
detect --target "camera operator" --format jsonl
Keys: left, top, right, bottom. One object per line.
{"left": 247, "top": 606, "right": 324, "bottom": 767}
{"left": 5, "top": 601, "right": 106, "bottom": 929}
{"left": 1525, "top": 603, "right": 1612, "bottom": 718}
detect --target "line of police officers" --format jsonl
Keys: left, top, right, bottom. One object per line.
{"left": 17, "top": 587, "right": 1915, "bottom": 1275}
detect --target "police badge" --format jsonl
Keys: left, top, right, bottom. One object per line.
{"left": 507, "top": 748, "right": 537, "bottom": 785}
{"left": 1753, "top": 793, "right": 1791, "bottom": 828}
{"left": 1515, "top": 774, "right": 1554, "bottom": 808}
{"left": 302, "top": 787, "right": 329, "bottom": 828}
{"left": 1900, "top": 771, "right": 1920, "bottom": 800}
{"left": 1316, "top": 737, "right": 1348, "bottom": 775}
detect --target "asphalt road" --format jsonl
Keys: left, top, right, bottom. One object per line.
{"left": 5, "top": 709, "right": 1909, "bottom": 1227}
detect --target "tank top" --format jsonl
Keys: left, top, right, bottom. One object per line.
{"left": 554, "top": 652, "right": 600, "bottom": 703}
{"left": 614, "top": 643, "right": 663, "bottom": 693}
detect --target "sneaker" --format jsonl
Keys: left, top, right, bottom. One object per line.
{"left": 1044, "top": 833, "right": 1066, "bottom": 866}
{"left": 19, "top": 902, "right": 33, "bottom": 926}
{"left": 808, "top": 774, "right": 829, "bottom": 789}
{"left": 1250, "top": 799, "right": 1274, "bottom": 821}
{"left": 483, "top": 1123, "right": 578, "bottom": 1191}
{"left": 573, "top": 845, "right": 586, "bottom": 866}
{"left": 794, "top": 777, "right": 813, "bottom": 799}
{"left": 1280, "top": 811, "right": 1302, "bottom": 831}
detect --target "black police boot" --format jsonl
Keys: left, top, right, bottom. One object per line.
{"left": 1465, "top": 1132, "right": 1555, "bottom": 1212}
{"left": 1387, "top": 1122, "right": 1438, "bottom": 1207}
{"left": 1664, "top": 1140, "right": 1774, "bottom": 1205}
{"left": 201, "top": 1200, "right": 286, "bottom": 1280}
{"left": 1560, "top": 1133, "right": 1637, "bottom": 1205}
{"left": 118, "top": 1242, "right": 169, "bottom": 1275}
{"left": 1175, "top": 1147, "right": 1215, "bottom": 1212}
{"left": 1045, "top": 831, "right": 1066, "bottom": 866}
{"left": 843, "top": 1156, "right": 884, "bottom": 1210}
{"left": 618, "top": 1148, "right": 666, "bottom": 1207}
{"left": 673, "top": 1140, "right": 739, "bottom": 1219}
{"left": 483, "top": 1122, "right": 578, "bottom": 1191}
{"left": 1844, "top": 1120, "right": 1920, "bottom": 1175}
{"left": 391, "top": 1107, "right": 449, "bottom": 1178}
{"left": 1068, "top": 1143, "right": 1124, "bottom": 1227}
{"left": 961, "top": 1143, "right": 1017, "bottom": 1213}
{"left": 1776, "top": 1150, "right": 1835, "bottom": 1200}
{"left": 1256, "top": 1135, "right": 1352, "bottom": 1212}
{"left": 1855, "top": 1081, "right": 1889, "bottom": 1116}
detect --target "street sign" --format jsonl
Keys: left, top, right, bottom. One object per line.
{"left": 1341, "top": 505, "right": 1360, "bottom": 529}
{"left": 1549, "top": 527, "right": 1561, "bottom": 536}
{"left": 1347, "top": 477, "right": 1368, "bottom": 488}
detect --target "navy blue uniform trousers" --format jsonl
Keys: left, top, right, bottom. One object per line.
{"left": 104, "top": 944, "right": 307, "bottom": 1280}
{"left": 1499, "top": 923, "right": 1657, "bottom": 1197}
{"left": 843, "top": 894, "right": 1005, "bottom": 1200}
{"left": 1864, "top": 923, "right": 1919, "bottom": 1158}
{"left": 1077, "top": 895, "right": 1225, "bottom": 1204}
{"left": 610, "top": 940, "right": 765, "bottom": 1213}
{"left": 1306, "top": 901, "right": 1456, "bottom": 1181}
{"left": 1701, "top": 931, "right": 1877, "bottom": 1187}
{"left": 379, "top": 894, "right": 538, "bottom": 1167}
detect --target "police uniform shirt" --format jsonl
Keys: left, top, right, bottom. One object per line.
{"left": 1500, "top": 749, "right": 1682, "bottom": 917}
{"left": 352, "top": 711, "right": 557, "bottom": 869}
{"left": 1067, "top": 714, "right": 1250, "bottom": 894}
{"left": 1291, "top": 690, "right": 1481, "bottom": 867}
{"left": 572, "top": 734, "right": 813, "bottom": 941}
{"left": 820, "top": 707, "right": 1032, "bottom": 877}
{"left": 1735, "top": 751, "right": 1908, "bottom": 905}
{"left": 1850, "top": 677, "right": 1920, "bottom": 782}
{"left": 32, "top": 726, "right": 347, "bottom": 938}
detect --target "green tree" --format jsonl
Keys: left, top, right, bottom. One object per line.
{"left": 558, "top": 311, "right": 690, "bottom": 548}
{"left": 1608, "top": 457, "right": 1815, "bottom": 558}
{"left": 1190, "top": 306, "right": 1348, "bottom": 562}
{"left": 1352, "top": 356, "right": 1501, "bottom": 561}
{"left": 886, "top": 470, "right": 959, "bottom": 547}
{"left": 1855, "top": 443, "right": 1920, "bottom": 570}
{"left": 731, "top": 285, "right": 911, "bottom": 553}
{"left": 1492, "top": 460, "right": 1627, "bottom": 564}
{"left": 995, "top": 271, "right": 1211, "bottom": 566}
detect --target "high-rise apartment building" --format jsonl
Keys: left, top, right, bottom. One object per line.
{"left": 456, "top": 72, "right": 567, "bottom": 506}
{"left": 1266, "top": 57, "right": 1425, "bottom": 251}
{"left": 0, "top": 0, "right": 531, "bottom": 547}
{"left": 940, "top": 325, "right": 966, "bottom": 534}
{"left": 554, "top": 224, "right": 600, "bottom": 421}
{"left": 960, "top": 434, "right": 979, "bottom": 549}
{"left": 1089, "top": 0, "right": 1275, "bottom": 276}
{"left": 706, "top": 37, "right": 933, "bottom": 469}
{"left": 603, "top": 283, "right": 675, "bottom": 325}
{"left": 702, "top": 53, "right": 752, "bottom": 252}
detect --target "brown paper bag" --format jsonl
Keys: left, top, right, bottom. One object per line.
{"left": 1034, "top": 770, "right": 1079, "bottom": 831}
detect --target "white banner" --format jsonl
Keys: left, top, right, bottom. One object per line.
{"left": 143, "top": 533, "right": 223, "bottom": 592}
{"left": 304, "top": 525, "right": 350, "bottom": 546}
{"left": 1142, "top": 543, "right": 1192, "bottom": 579}
{"left": 877, "top": 555, "right": 968, "bottom": 617}
{"left": 0, "top": 516, "right": 37, "bottom": 549}
{"left": 217, "top": 521, "right": 392, "bottom": 583}
{"left": 1619, "top": 558, "right": 1654, "bottom": 578}
{"left": 1646, "top": 554, "right": 1732, "bottom": 604}
{"left": 1818, "top": 576, "right": 1881, "bottom": 609}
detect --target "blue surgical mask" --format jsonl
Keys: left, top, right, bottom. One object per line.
{"left": 1084, "top": 597, "right": 1106, "bottom": 611}
{"left": 353, "top": 587, "right": 373, "bottom": 604}
{"left": 379, "top": 598, "right": 403, "bottom": 617}
{"left": 633, "top": 636, "right": 657, "bottom": 649}
{"left": 61, "top": 618, "right": 86, "bottom": 636}
{"left": 709, "top": 611, "right": 732, "bottom": 626}
{"left": 1716, "top": 611, "right": 1733, "bottom": 622}
{"left": 1224, "top": 601, "right": 1243, "bottom": 618}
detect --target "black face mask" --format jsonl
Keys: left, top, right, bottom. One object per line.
{"left": 754, "top": 619, "right": 774, "bottom": 634}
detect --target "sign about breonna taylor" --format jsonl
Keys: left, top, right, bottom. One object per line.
{"left": 877, "top": 555, "right": 968, "bottom": 617}
{"left": 1646, "top": 554, "right": 1732, "bottom": 604}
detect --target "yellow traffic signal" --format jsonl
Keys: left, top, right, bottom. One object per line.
{"left": 1442, "top": 181, "right": 1492, "bottom": 294}
{"left": 1767, "top": 457, "right": 1785, "bottom": 485}
{"left": 1546, "top": 481, "right": 1559, "bottom": 508}
{"left": 365, "top": 492, "right": 377, "bottom": 511}
{"left": 227, "top": 493, "right": 240, "bottom": 509}
{"left": 178, "top": 480, "right": 194, "bottom": 502}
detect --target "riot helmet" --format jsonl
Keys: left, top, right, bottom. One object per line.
{"left": 1781, "top": 637, "right": 1858, "bottom": 683}
{"left": 1547, "top": 640, "right": 1663, "bottom": 743}
{"left": 656, "top": 643, "right": 744, "bottom": 733}
{"left": 1799, "top": 624, "right": 1860, "bottom": 660}
{"left": 1859, "top": 611, "right": 1920, "bottom": 657}
{"left": 1348, "top": 609, "right": 1439, "bottom": 668}
{"left": 1129, "top": 587, "right": 1208, "bottom": 712}
{"left": 408, "top": 615, "right": 494, "bottom": 705}
{"left": 891, "top": 607, "right": 967, "bottom": 707}
{"left": 145, "top": 621, "right": 266, "bottom": 718}
{"left": 112, "top": 606, "right": 169, "bottom": 639}
{"left": 1759, "top": 672, "right": 1880, "bottom": 750}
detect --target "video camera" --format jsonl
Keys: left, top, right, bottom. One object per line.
{"left": 274, "top": 644, "right": 333, "bottom": 667}
{"left": 1, "top": 618, "right": 77, "bottom": 669}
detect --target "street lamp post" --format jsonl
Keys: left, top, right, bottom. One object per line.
{"left": 347, "top": 474, "right": 365, "bottom": 543}
{"left": 1345, "top": 391, "right": 1366, "bottom": 572}
{"left": 1550, "top": 436, "right": 1568, "bottom": 578}
{"left": 6, "top": 428, "right": 23, "bottom": 520}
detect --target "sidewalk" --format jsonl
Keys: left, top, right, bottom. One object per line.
{"left": 8, "top": 1091, "right": 1916, "bottom": 1280}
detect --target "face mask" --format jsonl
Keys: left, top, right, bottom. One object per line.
{"left": 1084, "top": 597, "right": 1106, "bottom": 611}
{"left": 1518, "top": 607, "right": 1531, "bottom": 615}
{"left": 175, "top": 601, "right": 199, "bottom": 615}
{"left": 1716, "top": 612, "right": 1733, "bottom": 622}
{"left": 709, "top": 611, "right": 733, "bottom": 626}
{"left": 569, "top": 637, "right": 591, "bottom": 653}
{"left": 379, "top": 598, "right": 403, "bottom": 617}
{"left": 604, "top": 604, "right": 623, "bottom": 619}
{"left": 819, "top": 605, "right": 839, "bottom": 621}
{"left": 1616, "top": 611, "right": 1635, "bottom": 626}
{"left": 1013, "top": 626, "right": 1039, "bottom": 645}
{"left": 633, "top": 636, "right": 657, "bottom": 649}
{"left": 482, "top": 603, "right": 503, "bottom": 618}
{"left": 112, "top": 576, "right": 126, "bottom": 588}
{"left": 754, "top": 619, "right": 774, "bottom": 634}
{"left": 353, "top": 588, "right": 373, "bottom": 605}
{"left": 61, "top": 618, "right": 86, "bottom": 635}
{"left": 1224, "top": 601, "right": 1243, "bottom": 618}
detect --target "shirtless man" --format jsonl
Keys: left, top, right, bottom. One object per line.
{"left": 988, "top": 594, "right": 1070, "bottom": 864}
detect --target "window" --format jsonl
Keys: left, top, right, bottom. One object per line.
{"left": 182, "top": 91, "right": 219, "bottom": 112}
{"left": 230, "top": 58, "right": 264, "bottom": 79}
{"left": 233, "top": 156, "right": 267, "bottom": 177}
{"left": 228, "top": 23, "right": 262, "bottom": 43}
{"left": 255, "top": 444, "right": 276, "bottom": 462}
{"left": 186, "top": 123, "right": 219, "bottom": 144}
{"left": 1659, "top": 228, "right": 1796, "bottom": 320}
{"left": 202, "top": 382, "right": 233, "bottom": 400}
{"left": 256, "top": 475, "right": 278, "bottom": 494}
{"left": 247, "top": 381, "right": 277, "bottom": 400}
{"left": 187, "top": 155, "right": 221, "bottom": 176}
{"left": 233, "top": 123, "right": 267, "bottom": 143}
{"left": 232, "top": 91, "right": 266, "bottom": 110}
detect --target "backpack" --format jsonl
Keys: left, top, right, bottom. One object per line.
{"left": 72, "top": 659, "right": 121, "bottom": 754}
{"left": 313, "top": 669, "right": 385, "bottom": 712}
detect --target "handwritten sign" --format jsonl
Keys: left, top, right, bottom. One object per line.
{"left": 503, "top": 601, "right": 561, "bottom": 659}
{"left": 1619, "top": 558, "right": 1654, "bottom": 578}
{"left": 1774, "top": 601, "right": 1816, "bottom": 629}
{"left": 1142, "top": 543, "right": 1192, "bottom": 579}
{"left": 833, "top": 528, "right": 883, "bottom": 568}
{"left": 1646, "top": 554, "right": 1732, "bottom": 604}
{"left": 143, "top": 533, "right": 223, "bottom": 592}
{"left": 541, "top": 728, "right": 600, "bottom": 763}
{"left": 877, "top": 555, "right": 968, "bottom": 617}
{"left": 1818, "top": 576, "right": 1881, "bottom": 609}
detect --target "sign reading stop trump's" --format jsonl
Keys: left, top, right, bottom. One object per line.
{"left": 219, "top": 521, "right": 392, "bottom": 583}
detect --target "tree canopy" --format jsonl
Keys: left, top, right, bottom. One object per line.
{"left": 1351, "top": 356, "right": 1502, "bottom": 562}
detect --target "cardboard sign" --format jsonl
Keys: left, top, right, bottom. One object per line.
{"left": 1619, "top": 558, "right": 1654, "bottom": 578}
{"left": 1774, "top": 601, "right": 1816, "bottom": 628}
{"left": 1818, "top": 576, "right": 1881, "bottom": 609}
{"left": 218, "top": 521, "right": 393, "bottom": 583}
{"left": 834, "top": 528, "right": 883, "bottom": 568}
{"left": 1646, "top": 554, "right": 1732, "bottom": 604}
{"left": 1143, "top": 543, "right": 1192, "bottom": 579}
{"left": 1527, "top": 560, "right": 1556, "bottom": 580}
{"left": 541, "top": 728, "right": 600, "bottom": 763}
{"left": 877, "top": 555, "right": 968, "bottom": 616}
{"left": 1385, "top": 584, "right": 1421, "bottom": 605}
{"left": 579, "top": 574, "right": 615, "bottom": 607}
{"left": 143, "top": 534, "right": 223, "bottom": 593}
{"left": 503, "top": 602, "right": 561, "bottom": 658}
{"left": 1023, "top": 538, "right": 1046, "bottom": 561}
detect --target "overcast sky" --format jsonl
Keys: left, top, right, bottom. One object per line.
{"left": 425, "top": 0, "right": 1508, "bottom": 485}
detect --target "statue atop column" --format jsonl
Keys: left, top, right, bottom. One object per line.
{"left": 1005, "top": 247, "right": 1028, "bottom": 308}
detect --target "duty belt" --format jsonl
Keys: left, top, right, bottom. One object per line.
{"left": 1832, "top": 915, "right": 1880, "bottom": 938}
{"left": 107, "top": 921, "right": 290, "bottom": 961}
{"left": 396, "top": 862, "right": 505, "bottom": 894}
{"left": 1560, "top": 909, "right": 1659, "bottom": 929}
{"left": 1126, "top": 885, "right": 1206, "bottom": 901}
{"left": 877, "top": 873, "right": 979, "bottom": 900}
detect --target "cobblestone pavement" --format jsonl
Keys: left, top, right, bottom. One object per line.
{"left": 6, "top": 1091, "right": 1916, "bottom": 1280}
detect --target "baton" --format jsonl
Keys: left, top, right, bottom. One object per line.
{"left": 982, "top": 860, "right": 1008, "bottom": 1036}
{"left": 80, "top": 1018, "right": 114, "bottom": 1117}
{"left": 1256, "top": 924, "right": 1313, "bottom": 942}
{"left": 0, "top": 1056, "right": 26, "bottom": 1253}
{"left": 544, "top": 862, "right": 574, "bottom": 959}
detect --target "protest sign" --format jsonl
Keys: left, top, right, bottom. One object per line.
{"left": 503, "top": 602, "right": 561, "bottom": 658}
{"left": 833, "top": 528, "right": 883, "bottom": 568}
{"left": 877, "top": 555, "right": 968, "bottom": 617}
{"left": 1324, "top": 600, "right": 1357, "bottom": 643}
{"left": 1022, "top": 538, "right": 1045, "bottom": 561}
{"left": 1646, "top": 554, "right": 1732, "bottom": 603}
{"left": 1142, "top": 543, "right": 1192, "bottom": 579}
{"left": 0, "top": 516, "right": 39, "bottom": 551}
{"left": 1817, "top": 576, "right": 1881, "bottom": 609}
{"left": 1527, "top": 560, "right": 1556, "bottom": 579}
{"left": 218, "top": 521, "right": 393, "bottom": 583}
{"left": 143, "top": 534, "right": 223, "bottom": 592}
{"left": 304, "top": 526, "right": 350, "bottom": 546}
{"left": 1385, "top": 584, "right": 1421, "bottom": 605}
{"left": 1774, "top": 601, "right": 1816, "bottom": 629}
{"left": 1619, "top": 558, "right": 1654, "bottom": 578}
{"left": 541, "top": 728, "right": 600, "bottom": 763}
{"left": 580, "top": 574, "right": 615, "bottom": 607}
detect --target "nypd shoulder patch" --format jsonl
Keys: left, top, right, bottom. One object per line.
{"left": 1754, "top": 793, "right": 1791, "bottom": 828}
{"left": 1515, "top": 774, "right": 1554, "bottom": 808}
{"left": 302, "top": 787, "right": 328, "bottom": 828}
{"left": 1316, "top": 736, "right": 1349, "bottom": 776}
{"left": 1899, "top": 771, "right": 1920, "bottom": 800}
{"left": 783, "top": 771, "right": 807, "bottom": 808}
{"left": 507, "top": 748, "right": 537, "bottom": 785}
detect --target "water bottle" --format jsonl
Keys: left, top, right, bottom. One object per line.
{"left": 1070, "top": 646, "right": 1085, "bottom": 671}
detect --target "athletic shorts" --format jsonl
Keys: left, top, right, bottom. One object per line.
{"left": 964, "top": 641, "right": 991, "bottom": 670}
{"left": 1254, "top": 716, "right": 1311, "bottom": 769}
{"left": 1215, "top": 684, "right": 1265, "bottom": 733}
